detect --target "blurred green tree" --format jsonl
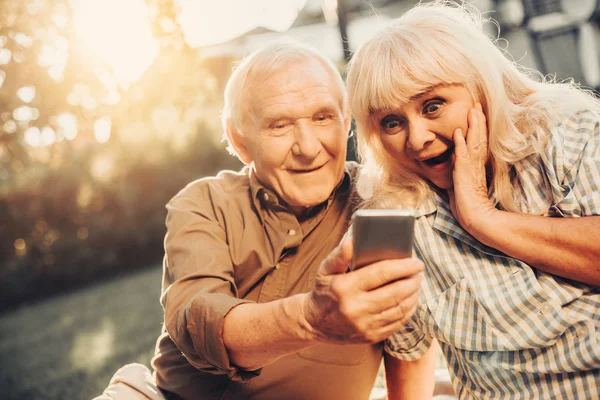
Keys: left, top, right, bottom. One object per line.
{"left": 0, "top": 0, "right": 241, "bottom": 311}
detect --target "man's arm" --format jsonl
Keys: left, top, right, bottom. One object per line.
{"left": 384, "top": 339, "right": 439, "bottom": 400}
{"left": 223, "top": 238, "right": 424, "bottom": 370}
{"left": 164, "top": 189, "right": 424, "bottom": 376}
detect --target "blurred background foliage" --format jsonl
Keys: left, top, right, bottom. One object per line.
{"left": 0, "top": 0, "right": 241, "bottom": 311}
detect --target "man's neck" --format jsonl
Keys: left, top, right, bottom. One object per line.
{"left": 291, "top": 203, "right": 324, "bottom": 222}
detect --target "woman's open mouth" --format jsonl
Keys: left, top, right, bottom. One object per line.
{"left": 421, "top": 147, "right": 454, "bottom": 169}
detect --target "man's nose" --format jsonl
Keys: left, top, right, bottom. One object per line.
{"left": 292, "top": 122, "right": 321, "bottom": 158}
{"left": 406, "top": 120, "right": 436, "bottom": 151}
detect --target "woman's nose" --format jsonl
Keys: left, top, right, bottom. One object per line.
{"left": 406, "top": 120, "right": 436, "bottom": 151}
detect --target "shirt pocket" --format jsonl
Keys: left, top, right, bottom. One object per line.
{"left": 426, "top": 273, "right": 576, "bottom": 352}
{"left": 297, "top": 343, "right": 367, "bottom": 365}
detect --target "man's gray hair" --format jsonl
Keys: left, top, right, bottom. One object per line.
{"left": 221, "top": 39, "right": 347, "bottom": 156}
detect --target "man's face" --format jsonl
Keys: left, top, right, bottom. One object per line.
{"left": 239, "top": 59, "right": 350, "bottom": 214}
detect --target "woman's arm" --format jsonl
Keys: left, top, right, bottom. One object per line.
{"left": 384, "top": 339, "right": 439, "bottom": 400}
{"left": 448, "top": 105, "right": 600, "bottom": 286}
{"left": 472, "top": 210, "right": 600, "bottom": 286}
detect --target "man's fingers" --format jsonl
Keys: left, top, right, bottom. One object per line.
{"left": 319, "top": 236, "right": 353, "bottom": 276}
{"left": 353, "top": 258, "right": 424, "bottom": 291}
{"left": 365, "top": 272, "right": 423, "bottom": 313}
{"left": 376, "top": 289, "right": 421, "bottom": 325}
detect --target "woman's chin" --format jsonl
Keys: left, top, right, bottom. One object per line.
{"left": 429, "top": 177, "right": 454, "bottom": 191}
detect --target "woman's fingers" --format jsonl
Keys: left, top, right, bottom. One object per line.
{"left": 466, "top": 103, "right": 487, "bottom": 160}
{"left": 453, "top": 128, "right": 468, "bottom": 162}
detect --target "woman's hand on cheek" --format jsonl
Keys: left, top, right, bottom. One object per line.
{"left": 447, "top": 104, "right": 498, "bottom": 237}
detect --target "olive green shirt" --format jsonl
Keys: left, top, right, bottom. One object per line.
{"left": 151, "top": 162, "right": 383, "bottom": 400}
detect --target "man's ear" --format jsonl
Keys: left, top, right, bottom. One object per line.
{"left": 225, "top": 121, "right": 252, "bottom": 165}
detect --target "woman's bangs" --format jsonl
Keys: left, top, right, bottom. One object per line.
{"left": 366, "top": 38, "right": 463, "bottom": 115}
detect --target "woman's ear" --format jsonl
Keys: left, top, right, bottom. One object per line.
{"left": 225, "top": 121, "right": 252, "bottom": 165}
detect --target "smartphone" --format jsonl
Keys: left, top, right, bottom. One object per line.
{"left": 350, "top": 209, "right": 415, "bottom": 270}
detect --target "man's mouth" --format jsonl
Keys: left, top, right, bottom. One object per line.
{"left": 289, "top": 163, "right": 326, "bottom": 174}
{"left": 421, "top": 147, "right": 454, "bottom": 166}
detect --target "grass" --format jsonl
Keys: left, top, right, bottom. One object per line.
{"left": 0, "top": 266, "right": 164, "bottom": 400}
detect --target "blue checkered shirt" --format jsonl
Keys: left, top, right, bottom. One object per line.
{"left": 385, "top": 110, "right": 600, "bottom": 399}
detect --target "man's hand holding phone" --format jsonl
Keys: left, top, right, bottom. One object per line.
{"left": 303, "top": 210, "right": 423, "bottom": 345}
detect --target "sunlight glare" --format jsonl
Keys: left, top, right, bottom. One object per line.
{"left": 37, "top": 37, "right": 68, "bottom": 82}
{"left": 72, "top": 0, "right": 159, "bottom": 86}
{"left": 41, "top": 126, "right": 57, "bottom": 145}
{"left": 0, "top": 48, "right": 12, "bottom": 65}
{"left": 13, "top": 106, "right": 39, "bottom": 122}
{"left": 3, "top": 120, "right": 17, "bottom": 134}
{"left": 56, "top": 112, "right": 78, "bottom": 140}
{"left": 70, "top": 317, "right": 115, "bottom": 372}
{"left": 176, "top": 0, "right": 306, "bottom": 47}
{"left": 24, "top": 126, "right": 55, "bottom": 147}
{"left": 17, "top": 86, "right": 36, "bottom": 103}
{"left": 90, "top": 153, "right": 115, "bottom": 182}
{"left": 24, "top": 127, "right": 42, "bottom": 147}
{"left": 94, "top": 117, "right": 112, "bottom": 143}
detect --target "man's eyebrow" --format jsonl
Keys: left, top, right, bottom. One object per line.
{"left": 313, "top": 105, "right": 337, "bottom": 114}
{"left": 263, "top": 114, "right": 289, "bottom": 123}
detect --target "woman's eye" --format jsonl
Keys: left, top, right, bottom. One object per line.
{"left": 423, "top": 100, "right": 443, "bottom": 114}
{"left": 380, "top": 116, "right": 403, "bottom": 133}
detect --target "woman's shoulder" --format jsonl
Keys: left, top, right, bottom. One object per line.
{"left": 554, "top": 109, "right": 600, "bottom": 137}
{"left": 546, "top": 108, "right": 599, "bottom": 164}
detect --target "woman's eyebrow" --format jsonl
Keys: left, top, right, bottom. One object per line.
{"left": 409, "top": 85, "right": 441, "bottom": 101}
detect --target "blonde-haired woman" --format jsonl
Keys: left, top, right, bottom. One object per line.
{"left": 346, "top": 1, "right": 600, "bottom": 398}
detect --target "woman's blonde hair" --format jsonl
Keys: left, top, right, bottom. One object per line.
{"left": 346, "top": 0, "right": 600, "bottom": 211}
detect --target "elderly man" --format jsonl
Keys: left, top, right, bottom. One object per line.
{"left": 96, "top": 41, "right": 438, "bottom": 400}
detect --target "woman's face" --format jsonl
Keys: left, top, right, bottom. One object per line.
{"left": 372, "top": 84, "right": 476, "bottom": 190}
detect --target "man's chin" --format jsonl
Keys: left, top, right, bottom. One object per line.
{"left": 285, "top": 191, "right": 331, "bottom": 209}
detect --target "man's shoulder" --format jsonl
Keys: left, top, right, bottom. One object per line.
{"left": 169, "top": 167, "right": 251, "bottom": 207}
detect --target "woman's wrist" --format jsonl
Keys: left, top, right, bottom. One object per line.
{"left": 468, "top": 208, "right": 505, "bottom": 248}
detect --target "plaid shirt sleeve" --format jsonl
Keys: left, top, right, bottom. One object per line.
{"left": 547, "top": 110, "right": 600, "bottom": 216}
{"left": 383, "top": 315, "right": 433, "bottom": 360}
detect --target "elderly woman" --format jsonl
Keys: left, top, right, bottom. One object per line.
{"left": 346, "top": 1, "right": 600, "bottom": 399}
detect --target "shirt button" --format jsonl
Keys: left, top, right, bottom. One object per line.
{"left": 288, "top": 229, "right": 296, "bottom": 236}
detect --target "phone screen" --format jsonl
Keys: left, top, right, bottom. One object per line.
{"left": 351, "top": 209, "right": 415, "bottom": 270}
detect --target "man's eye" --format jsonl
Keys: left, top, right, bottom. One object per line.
{"left": 272, "top": 122, "right": 288, "bottom": 130}
{"left": 315, "top": 114, "right": 333, "bottom": 123}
